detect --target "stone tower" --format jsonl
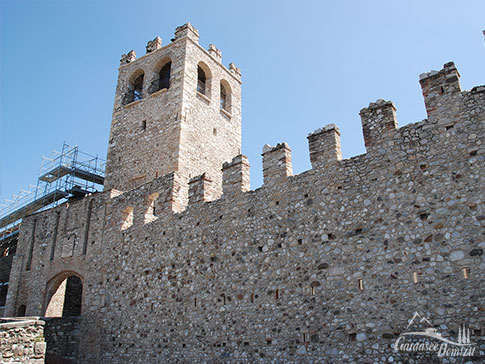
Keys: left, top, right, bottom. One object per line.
{"left": 104, "top": 23, "right": 242, "bottom": 209}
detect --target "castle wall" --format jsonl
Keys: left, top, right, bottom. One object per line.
{"left": 4, "top": 56, "right": 484, "bottom": 363}
{"left": 4, "top": 192, "right": 108, "bottom": 318}
{"left": 91, "top": 81, "right": 482, "bottom": 362}
{"left": 44, "top": 317, "right": 82, "bottom": 363}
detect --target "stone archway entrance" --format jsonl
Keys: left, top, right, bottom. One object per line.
{"left": 45, "top": 273, "right": 83, "bottom": 317}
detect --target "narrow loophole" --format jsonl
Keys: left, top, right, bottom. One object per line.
{"left": 358, "top": 279, "right": 364, "bottom": 291}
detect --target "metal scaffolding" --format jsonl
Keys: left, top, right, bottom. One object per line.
{"left": 0, "top": 143, "right": 105, "bottom": 236}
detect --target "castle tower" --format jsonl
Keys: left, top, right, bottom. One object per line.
{"left": 104, "top": 23, "right": 242, "bottom": 208}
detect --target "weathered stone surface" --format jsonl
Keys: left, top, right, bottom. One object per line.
{"left": 450, "top": 251, "right": 465, "bottom": 261}
{"left": 0, "top": 318, "right": 45, "bottom": 363}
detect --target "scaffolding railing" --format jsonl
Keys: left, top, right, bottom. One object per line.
{"left": 0, "top": 142, "right": 105, "bottom": 235}
{"left": 0, "top": 185, "right": 41, "bottom": 222}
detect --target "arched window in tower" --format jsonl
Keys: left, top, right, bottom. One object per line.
{"left": 124, "top": 71, "right": 144, "bottom": 105}
{"left": 197, "top": 66, "right": 206, "bottom": 95}
{"left": 123, "top": 70, "right": 145, "bottom": 105}
{"left": 220, "top": 83, "right": 227, "bottom": 110}
{"left": 196, "top": 62, "right": 211, "bottom": 99}
{"left": 133, "top": 74, "right": 144, "bottom": 101}
{"left": 220, "top": 80, "right": 232, "bottom": 114}
{"left": 151, "top": 60, "right": 171, "bottom": 93}
{"left": 159, "top": 62, "right": 171, "bottom": 90}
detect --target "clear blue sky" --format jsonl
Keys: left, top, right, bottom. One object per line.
{"left": 1, "top": 0, "right": 484, "bottom": 205}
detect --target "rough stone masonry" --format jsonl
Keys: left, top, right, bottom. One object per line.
{"left": 2, "top": 23, "right": 484, "bottom": 363}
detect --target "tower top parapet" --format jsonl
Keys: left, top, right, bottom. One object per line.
{"left": 118, "top": 23, "right": 241, "bottom": 82}
{"left": 174, "top": 22, "right": 199, "bottom": 42}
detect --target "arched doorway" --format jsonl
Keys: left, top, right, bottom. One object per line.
{"left": 45, "top": 273, "right": 83, "bottom": 317}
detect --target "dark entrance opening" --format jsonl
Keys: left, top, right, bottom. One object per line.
{"left": 45, "top": 274, "right": 83, "bottom": 317}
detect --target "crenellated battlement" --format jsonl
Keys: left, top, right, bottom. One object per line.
{"left": 222, "top": 155, "right": 250, "bottom": 196}
{"left": 118, "top": 23, "right": 241, "bottom": 81}
{"left": 262, "top": 143, "right": 293, "bottom": 185}
{"left": 419, "top": 62, "right": 461, "bottom": 115}
{"left": 307, "top": 123, "right": 342, "bottom": 169}
{"left": 188, "top": 173, "right": 217, "bottom": 205}
{"left": 360, "top": 99, "right": 398, "bottom": 154}
{"left": 102, "top": 61, "right": 484, "bottom": 228}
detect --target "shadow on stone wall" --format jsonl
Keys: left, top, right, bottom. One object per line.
{"left": 44, "top": 317, "right": 81, "bottom": 364}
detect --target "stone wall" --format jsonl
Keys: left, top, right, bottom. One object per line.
{"left": 4, "top": 192, "right": 107, "bottom": 319}
{"left": 44, "top": 317, "right": 81, "bottom": 364}
{"left": 93, "top": 78, "right": 483, "bottom": 363}
{"left": 3, "top": 36, "right": 484, "bottom": 364}
{"left": 0, "top": 317, "right": 81, "bottom": 364}
{"left": 95, "top": 63, "right": 483, "bottom": 363}
{"left": 0, "top": 317, "right": 46, "bottom": 363}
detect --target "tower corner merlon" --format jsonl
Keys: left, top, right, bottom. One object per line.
{"left": 174, "top": 22, "right": 200, "bottom": 43}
